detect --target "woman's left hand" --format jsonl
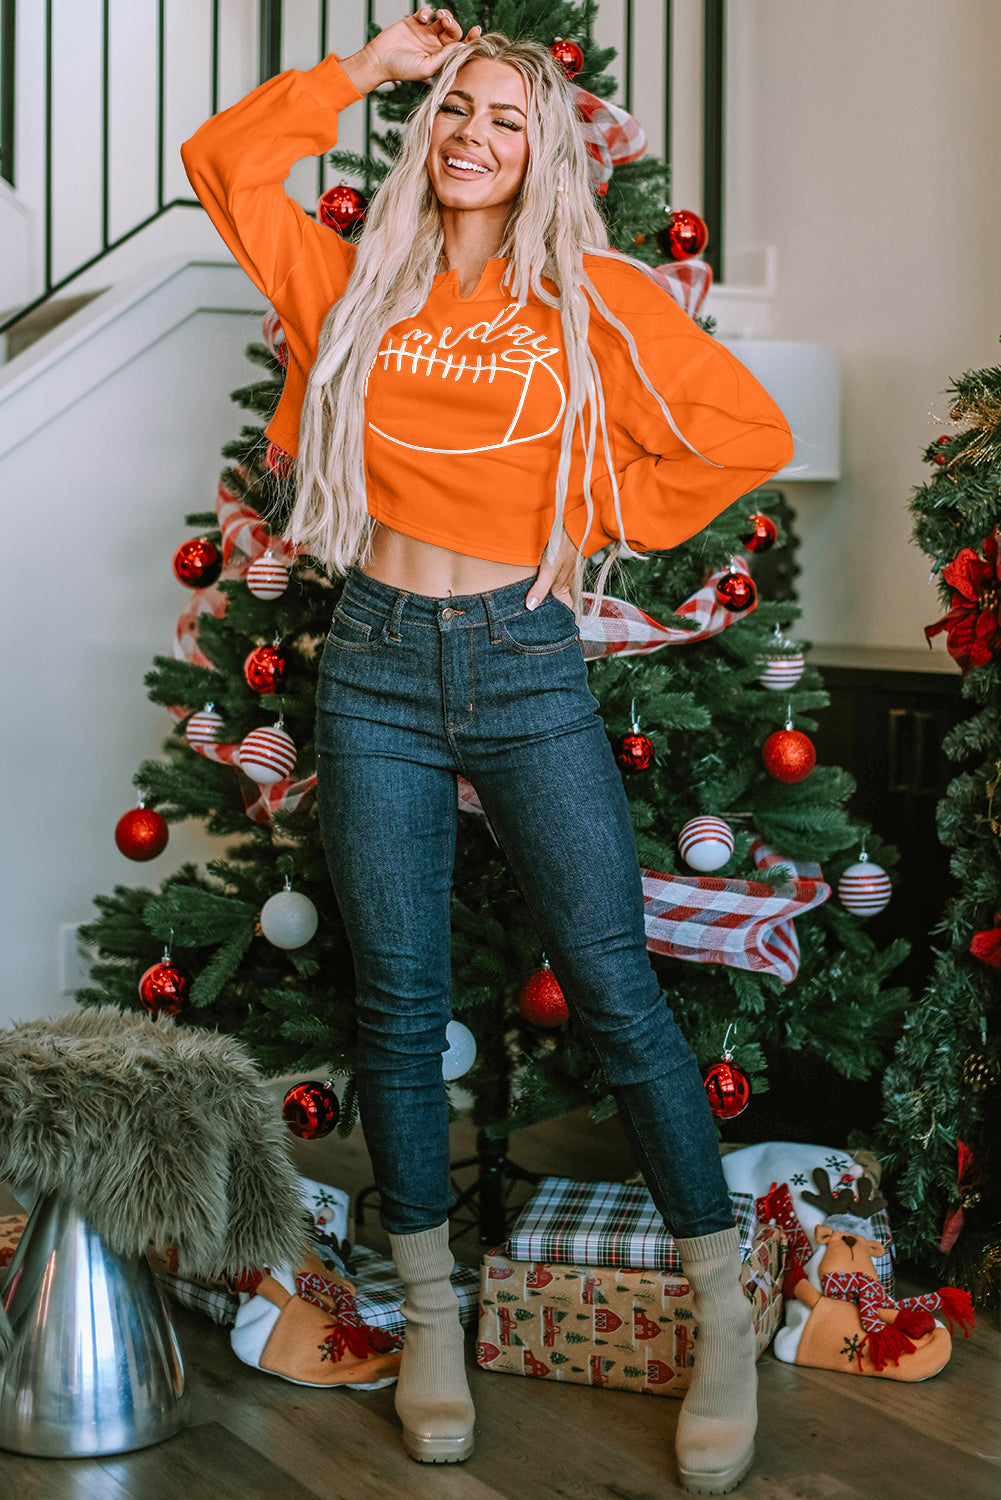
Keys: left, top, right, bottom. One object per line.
{"left": 526, "top": 529, "right": 579, "bottom": 611}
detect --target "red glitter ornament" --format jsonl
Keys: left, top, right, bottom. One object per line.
{"left": 762, "top": 727, "right": 816, "bottom": 783}
{"left": 655, "top": 210, "right": 709, "bottom": 261}
{"left": 282, "top": 1079, "right": 341, "bottom": 1139}
{"left": 115, "top": 805, "right": 169, "bottom": 861}
{"left": 715, "top": 570, "right": 757, "bottom": 613}
{"left": 550, "top": 37, "right": 585, "bottom": 78}
{"left": 740, "top": 513, "right": 778, "bottom": 553}
{"left": 172, "top": 537, "right": 222, "bottom": 589}
{"left": 138, "top": 952, "right": 189, "bottom": 1017}
{"left": 244, "top": 643, "right": 288, "bottom": 695}
{"left": 518, "top": 960, "right": 569, "bottom": 1027}
{"left": 317, "top": 183, "right": 366, "bottom": 232}
{"left": 703, "top": 1056, "right": 751, "bottom": 1119}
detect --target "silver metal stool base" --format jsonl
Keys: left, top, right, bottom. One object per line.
{"left": 0, "top": 1191, "right": 188, "bottom": 1456}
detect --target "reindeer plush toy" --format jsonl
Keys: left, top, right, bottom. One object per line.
{"left": 763, "top": 1168, "right": 974, "bottom": 1379}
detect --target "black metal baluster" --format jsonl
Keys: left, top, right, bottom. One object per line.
{"left": 101, "top": 0, "right": 109, "bottom": 251}
{"left": 258, "top": 0, "right": 282, "bottom": 84}
{"left": 0, "top": 0, "right": 15, "bottom": 189}
{"left": 702, "top": 0, "right": 725, "bottom": 280}
{"left": 211, "top": 0, "right": 220, "bottom": 117}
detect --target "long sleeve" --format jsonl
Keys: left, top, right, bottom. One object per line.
{"left": 581, "top": 259, "right": 795, "bottom": 554}
{"left": 180, "top": 54, "right": 364, "bottom": 454}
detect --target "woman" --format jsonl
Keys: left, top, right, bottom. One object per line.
{"left": 183, "top": 9, "right": 792, "bottom": 1493}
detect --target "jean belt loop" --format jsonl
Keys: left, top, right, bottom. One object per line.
{"left": 388, "top": 590, "right": 408, "bottom": 643}
{"left": 482, "top": 589, "right": 505, "bottom": 645}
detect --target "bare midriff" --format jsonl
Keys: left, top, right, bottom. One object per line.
{"left": 361, "top": 520, "right": 535, "bottom": 598}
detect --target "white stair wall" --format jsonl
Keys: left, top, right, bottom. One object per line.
{"left": 0, "top": 257, "right": 270, "bottom": 1026}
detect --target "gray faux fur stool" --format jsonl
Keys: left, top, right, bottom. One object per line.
{"left": 0, "top": 1009, "right": 306, "bottom": 1456}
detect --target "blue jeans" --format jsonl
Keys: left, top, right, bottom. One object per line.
{"left": 315, "top": 567, "right": 734, "bottom": 1240}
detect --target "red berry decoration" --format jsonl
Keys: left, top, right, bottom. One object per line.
{"left": 244, "top": 643, "right": 288, "bottom": 695}
{"left": 762, "top": 727, "right": 816, "bottom": 783}
{"left": 703, "top": 1057, "right": 751, "bottom": 1119}
{"left": 282, "top": 1079, "right": 341, "bottom": 1140}
{"left": 172, "top": 537, "right": 222, "bottom": 589}
{"left": 518, "top": 960, "right": 570, "bottom": 1028}
{"left": 138, "top": 953, "right": 189, "bottom": 1017}
{"left": 550, "top": 37, "right": 585, "bottom": 78}
{"left": 317, "top": 183, "right": 366, "bottom": 232}
{"left": 933, "top": 451, "right": 948, "bottom": 466}
{"left": 714, "top": 569, "right": 757, "bottom": 613}
{"left": 655, "top": 209, "right": 709, "bottom": 261}
{"left": 740, "top": 513, "right": 778, "bottom": 553}
{"left": 936, "top": 434, "right": 951, "bottom": 445}
{"left": 115, "top": 805, "right": 169, "bottom": 861}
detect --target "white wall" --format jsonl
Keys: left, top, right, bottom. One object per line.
{"left": 0, "top": 263, "right": 265, "bottom": 1026}
{"left": 724, "top": 0, "right": 1001, "bottom": 650}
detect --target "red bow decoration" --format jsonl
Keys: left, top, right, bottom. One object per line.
{"left": 970, "top": 916, "right": 1001, "bottom": 969}
{"left": 939, "top": 1138, "right": 984, "bottom": 1253}
{"left": 925, "top": 528, "right": 1001, "bottom": 673}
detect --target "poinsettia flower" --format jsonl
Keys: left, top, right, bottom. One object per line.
{"left": 969, "top": 922, "right": 1001, "bottom": 969}
{"left": 925, "top": 528, "right": 1001, "bottom": 673}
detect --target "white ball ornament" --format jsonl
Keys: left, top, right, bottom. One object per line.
{"left": 679, "top": 816, "right": 735, "bottom": 872}
{"left": 260, "top": 887, "right": 319, "bottom": 949}
{"left": 837, "top": 854, "right": 892, "bottom": 917}
{"left": 441, "top": 1020, "right": 477, "bottom": 1081}
{"left": 238, "top": 724, "right": 297, "bottom": 784}
{"left": 247, "top": 551, "right": 290, "bottom": 601}
{"left": 185, "top": 705, "right": 224, "bottom": 750}
{"left": 757, "top": 652, "right": 806, "bottom": 691}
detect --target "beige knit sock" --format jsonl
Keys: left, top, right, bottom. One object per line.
{"left": 388, "top": 1223, "right": 475, "bottom": 1464}
{"left": 673, "top": 1226, "right": 757, "bottom": 1496}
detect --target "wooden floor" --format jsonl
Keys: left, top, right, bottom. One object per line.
{"left": 2, "top": 1105, "right": 999, "bottom": 1500}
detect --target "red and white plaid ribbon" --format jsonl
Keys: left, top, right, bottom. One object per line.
{"left": 579, "top": 558, "right": 755, "bottom": 659}
{"left": 650, "top": 259, "right": 714, "bottom": 320}
{"left": 572, "top": 85, "right": 647, "bottom": 193}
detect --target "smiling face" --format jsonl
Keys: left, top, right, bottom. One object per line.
{"left": 426, "top": 58, "right": 531, "bottom": 217}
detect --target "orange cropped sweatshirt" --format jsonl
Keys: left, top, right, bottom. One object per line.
{"left": 181, "top": 54, "right": 794, "bottom": 566}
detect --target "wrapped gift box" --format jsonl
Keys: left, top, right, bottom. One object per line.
{"left": 477, "top": 1223, "right": 784, "bottom": 1398}
{"left": 350, "top": 1245, "right": 480, "bottom": 1335}
{"left": 507, "top": 1175, "right": 759, "bottom": 1270}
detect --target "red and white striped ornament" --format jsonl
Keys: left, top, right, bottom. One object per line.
{"left": 261, "top": 309, "right": 288, "bottom": 367}
{"left": 837, "top": 854, "right": 892, "bottom": 917}
{"left": 678, "top": 816, "right": 735, "bottom": 872}
{"left": 238, "top": 724, "right": 297, "bottom": 784}
{"left": 247, "top": 551, "right": 290, "bottom": 601}
{"left": 185, "top": 705, "right": 224, "bottom": 750}
{"left": 757, "top": 652, "right": 805, "bottom": 691}
{"left": 265, "top": 441, "right": 294, "bottom": 480}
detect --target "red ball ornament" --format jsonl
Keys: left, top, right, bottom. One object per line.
{"left": 714, "top": 570, "right": 757, "bottom": 613}
{"left": 936, "top": 434, "right": 951, "bottom": 445}
{"left": 550, "top": 37, "right": 585, "bottom": 78}
{"left": 317, "top": 183, "right": 366, "bottom": 232}
{"left": 518, "top": 960, "right": 570, "bottom": 1027}
{"left": 655, "top": 210, "right": 709, "bottom": 261}
{"left": 265, "top": 441, "right": 294, "bottom": 480}
{"left": 138, "top": 954, "right": 189, "bottom": 1017}
{"left": 740, "top": 513, "right": 778, "bottom": 553}
{"left": 282, "top": 1079, "right": 340, "bottom": 1140}
{"left": 762, "top": 728, "right": 816, "bottom": 783}
{"left": 244, "top": 643, "right": 288, "bottom": 695}
{"left": 115, "top": 806, "right": 169, "bottom": 861}
{"left": 616, "top": 731, "right": 654, "bottom": 773}
{"left": 933, "top": 452, "right": 948, "bottom": 466}
{"left": 172, "top": 537, "right": 222, "bottom": 589}
{"left": 703, "top": 1057, "right": 751, "bottom": 1119}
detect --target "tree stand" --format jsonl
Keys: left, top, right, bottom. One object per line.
{"left": 357, "top": 1130, "right": 541, "bottom": 1246}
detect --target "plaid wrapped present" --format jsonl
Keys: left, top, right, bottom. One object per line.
{"left": 348, "top": 1244, "right": 480, "bottom": 1335}
{"left": 507, "top": 1176, "right": 759, "bottom": 1270}
{"left": 478, "top": 1223, "right": 784, "bottom": 1398}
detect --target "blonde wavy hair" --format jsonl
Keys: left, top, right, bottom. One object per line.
{"left": 289, "top": 31, "right": 696, "bottom": 605}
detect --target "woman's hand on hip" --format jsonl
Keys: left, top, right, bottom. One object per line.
{"left": 526, "top": 530, "right": 580, "bottom": 612}
{"left": 344, "top": 10, "right": 481, "bottom": 94}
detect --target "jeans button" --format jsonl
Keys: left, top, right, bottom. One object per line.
{"left": 440, "top": 606, "right": 464, "bottom": 621}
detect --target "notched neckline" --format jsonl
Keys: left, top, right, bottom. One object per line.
{"left": 433, "top": 256, "right": 508, "bottom": 302}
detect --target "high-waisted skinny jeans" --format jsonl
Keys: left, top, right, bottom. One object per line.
{"left": 314, "top": 567, "right": 734, "bottom": 1241}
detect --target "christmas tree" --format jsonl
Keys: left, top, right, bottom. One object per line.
{"left": 80, "top": 0, "right": 909, "bottom": 1186}
{"left": 880, "top": 359, "right": 1001, "bottom": 1307}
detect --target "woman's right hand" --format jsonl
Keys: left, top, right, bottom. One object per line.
{"left": 343, "top": 9, "right": 481, "bottom": 95}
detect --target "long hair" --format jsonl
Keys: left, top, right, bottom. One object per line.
{"left": 289, "top": 32, "right": 701, "bottom": 606}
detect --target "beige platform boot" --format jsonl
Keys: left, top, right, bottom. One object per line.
{"left": 388, "top": 1223, "right": 475, "bottom": 1463}
{"left": 673, "top": 1226, "right": 757, "bottom": 1495}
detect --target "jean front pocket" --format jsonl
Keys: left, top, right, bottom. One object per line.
{"left": 499, "top": 597, "right": 580, "bottom": 655}
{"left": 325, "top": 600, "right": 387, "bottom": 653}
